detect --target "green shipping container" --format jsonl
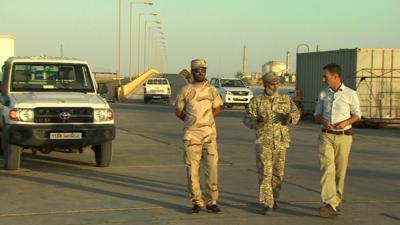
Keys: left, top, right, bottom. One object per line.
{"left": 296, "top": 48, "right": 400, "bottom": 122}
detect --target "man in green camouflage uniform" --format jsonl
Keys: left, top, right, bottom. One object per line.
{"left": 243, "top": 72, "right": 300, "bottom": 215}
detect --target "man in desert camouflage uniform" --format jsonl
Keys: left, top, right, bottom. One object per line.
{"left": 243, "top": 72, "right": 300, "bottom": 215}
{"left": 175, "top": 59, "right": 223, "bottom": 214}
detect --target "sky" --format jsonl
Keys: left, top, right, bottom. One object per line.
{"left": 1, "top": 0, "right": 399, "bottom": 77}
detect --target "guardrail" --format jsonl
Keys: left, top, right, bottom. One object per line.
{"left": 116, "top": 68, "right": 160, "bottom": 99}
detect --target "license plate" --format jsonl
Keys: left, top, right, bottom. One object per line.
{"left": 50, "top": 132, "right": 82, "bottom": 140}
{"left": 153, "top": 96, "right": 162, "bottom": 99}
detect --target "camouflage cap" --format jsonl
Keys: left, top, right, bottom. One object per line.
{"left": 262, "top": 72, "right": 280, "bottom": 84}
{"left": 191, "top": 59, "right": 207, "bottom": 69}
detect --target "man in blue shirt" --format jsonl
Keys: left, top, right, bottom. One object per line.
{"left": 314, "top": 64, "right": 361, "bottom": 218}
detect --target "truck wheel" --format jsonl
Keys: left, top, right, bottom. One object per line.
{"left": 2, "top": 140, "right": 22, "bottom": 170}
{"left": 93, "top": 141, "right": 113, "bottom": 167}
{"left": 144, "top": 98, "right": 150, "bottom": 104}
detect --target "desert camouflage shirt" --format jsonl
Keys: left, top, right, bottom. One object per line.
{"left": 243, "top": 91, "right": 300, "bottom": 149}
{"left": 176, "top": 81, "right": 223, "bottom": 145}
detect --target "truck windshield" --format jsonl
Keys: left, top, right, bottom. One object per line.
{"left": 10, "top": 63, "right": 95, "bottom": 93}
{"left": 220, "top": 79, "right": 245, "bottom": 88}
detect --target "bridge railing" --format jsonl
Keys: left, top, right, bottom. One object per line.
{"left": 116, "top": 68, "right": 160, "bottom": 99}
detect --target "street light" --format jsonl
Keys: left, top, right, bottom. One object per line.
{"left": 117, "top": 0, "right": 122, "bottom": 87}
{"left": 149, "top": 30, "right": 165, "bottom": 70}
{"left": 153, "top": 40, "right": 167, "bottom": 73}
{"left": 144, "top": 21, "right": 161, "bottom": 71}
{"left": 128, "top": 0, "right": 153, "bottom": 80}
{"left": 146, "top": 25, "right": 162, "bottom": 70}
{"left": 137, "top": 12, "right": 158, "bottom": 76}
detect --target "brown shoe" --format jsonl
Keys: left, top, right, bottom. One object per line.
{"left": 319, "top": 204, "right": 340, "bottom": 218}
{"left": 336, "top": 205, "right": 342, "bottom": 214}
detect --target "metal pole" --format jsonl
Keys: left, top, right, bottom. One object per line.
{"left": 296, "top": 43, "right": 310, "bottom": 54}
{"left": 137, "top": 14, "right": 143, "bottom": 76}
{"left": 129, "top": 2, "right": 134, "bottom": 80}
{"left": 144, "top": 21, "right": 148, "bottom": 73}
{"left": 60, "top": 44, "right": 63, "bottom": 57}
{"left": 117, "top": 0, "right": 121, "bottom": 86}
{"left": 148, "top": 31, "right": 152, "bottom": 70}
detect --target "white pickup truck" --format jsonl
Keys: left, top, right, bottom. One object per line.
{"left": 143, "top": 77, "right": 171, "bottom": 104}
{"left": 209, "top": 77, "right": 253, "bottom": 108}
{"left": 0, "top": 56, "right": 115, "bottom": 170}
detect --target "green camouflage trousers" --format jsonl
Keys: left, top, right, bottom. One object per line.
{"left": 256, "top": 144, "right": 287, "bottom": 208}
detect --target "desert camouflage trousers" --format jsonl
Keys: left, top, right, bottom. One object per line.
{"left": 256, "top": 144, "right": 287, "bottom": 208}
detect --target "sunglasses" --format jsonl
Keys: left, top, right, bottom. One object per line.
{"left": 265, "top": 81, "right": 279, "bottom": 85}
{"left": 192, "top": 68, "right": 206, "bottom": 74}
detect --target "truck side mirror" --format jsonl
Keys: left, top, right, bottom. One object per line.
{"left": 0, "top": 95, "right": 10, "bottom": 106}
{"left": 98, "top": 83, "right": 108, "bottom": 95}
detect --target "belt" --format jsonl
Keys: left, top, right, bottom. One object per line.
{"left": 321, "top": 129, "right": 352, "bottom": 135}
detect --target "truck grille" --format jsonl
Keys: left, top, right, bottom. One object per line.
{"left": 231, "top": 91, "right": 249, "bottom": 96}
{"left": 34, "top": 107, "right": 94, "bottom": 123}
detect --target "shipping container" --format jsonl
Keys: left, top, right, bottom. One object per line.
{"left": 296, "top": 48, "right": 400, "bottom": 123}
{"left": 0, "top": 35, "right": 15, "bottom": 65}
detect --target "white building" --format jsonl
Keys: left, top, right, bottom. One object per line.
{"left": 0, "top": 35, "right": 15, "bottom": 65}
{"left": 262, "top": 61, "right": 287, "bottom": 75}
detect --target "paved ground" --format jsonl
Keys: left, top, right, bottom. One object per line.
{"left": 0, "top": 102, "right": 399, "bottom": 225}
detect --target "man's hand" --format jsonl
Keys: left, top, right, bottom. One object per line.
{"left": 175, "top": 109, "right": 185, "bottom": 121}
{"left": 212, "top": 107, "right": 221, "bottom": 118}
{"left": 315, "top": 115, "right": 334, "bottom": 130}
{"left": 321, "top": 119, "right": 334, "bottom": 130}
{"left": 333, "top": 115, "right": 361, "bottom": 129}
{"left": 321, "top": 118, "right": 334, "bottom": 130}
{"left": 333, "top": 120, "right": 349, "bottom": 129}
{"left": 257, "top": 115, "right": 265, "bottom": 122}
{"left": 273, "top": 113, "right": 290, "bottom": 125}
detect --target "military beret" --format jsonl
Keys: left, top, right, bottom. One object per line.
{"left": 262, "top": 72, "right": 280, "bottom": 84}
{"left": 191, "top": 59, "right": 207, "bottom": 69}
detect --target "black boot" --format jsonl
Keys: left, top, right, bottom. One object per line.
{"left": 263, "top": 207, "right": 273, "bottom": 215}
{"left": 191, "top": 204, "right": 202, "bottom": 214}
{"left": 206, "top": 204, "right": 221, "bottom": 213}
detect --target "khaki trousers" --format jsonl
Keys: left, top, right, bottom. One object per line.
{"left": 184, "top": 140, "right": 219, "bottom": 206}
{"left": 318, "top": 133, "right": 352, "bottom": 210}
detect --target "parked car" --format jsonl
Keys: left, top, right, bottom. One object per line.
{"left": 209, "top": 77, "right": 253, "bottom": 108}
{"left": 143, "top": 78, "right": 171, "bottom": 104}
{"left": 0, "top": 56, "right": 115, "bottom": 170}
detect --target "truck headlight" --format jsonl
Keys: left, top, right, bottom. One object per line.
{"left": 94, "top": 109, "right": 113, "bottom": 122}
{"left": 9, "top": 109, "right": 35, "bottom": 122}
{"left": 225, "top": 91, "right": 233, "bottom": 95}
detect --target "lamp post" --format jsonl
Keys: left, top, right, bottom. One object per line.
{"left": 154, "top": 40, "right": 166, "bottom": 73}
{"left": 148, "top": 31, "right": 163, "bottom": 70}
{"left": 137, "top": 12, "right": 157, "bottom": 76}
{"left": 144, "top": 26, "right": 162, "bottom": 70}
{"left": 144, "top": 21, "right": 161, "bottom": 72}
{"left": 150, "top": 33, "right": 165, "bottom": 70}
{"left": 117, "top": 0, "right": 122, "bottom": 86}
{"left": 129, "top": 0, "right": 153, "bottom": 80}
